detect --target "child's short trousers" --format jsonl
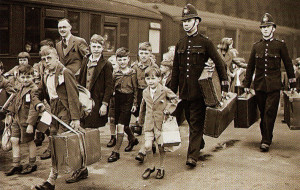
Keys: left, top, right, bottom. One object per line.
{"left": 145, "top": 131, "right": 162, "bottom": 145}
{"left": 11, "top": 123, "right": 35, "bottom": 143}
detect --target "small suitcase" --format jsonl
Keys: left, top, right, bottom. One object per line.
{"left": 283, "top": 91, "right": 300, "bottom": 130}
{"left": 204, "top": 92, "right": 237, "bottom": 138}
{"left": 234, "top": 92, "right": 259, "bottom": 128}
{"left": 51, "top": 128, "right": 101, "bottom": 173}
{"left": 198, "top": 67, "right": 222, "bottom": 107}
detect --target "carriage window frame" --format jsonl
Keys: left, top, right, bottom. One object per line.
{"left": 0, "top": 5, "right": 10, "bottom": 55}
{"left": 149, "top": 22, "right": 161, "bottom": 54}
{"left": 103, "top": 24, "right": 117, "bottom": 53}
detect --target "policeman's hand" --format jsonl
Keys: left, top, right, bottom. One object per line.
{"left": 99, "top": 104, "right": 107, "bottom": 116}
{"left": 26, "top": 125, "right": 34, "bottom": 134}
{"left": 244, "top": 88, "right": 250, "bottom": 94}
{"left": 36, "top": 103, "right": 46, "bottom": 113}
{"left": 131, "top": 105, "right": 137, "bottom": 113}
{"left": 163, "top": 109, "right": 170, "bottom": 115}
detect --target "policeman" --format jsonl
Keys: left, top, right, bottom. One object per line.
{"left": 171, "top": 4, "right": 228, "bottom": 168}
{"left": 244, "top": 13, "right": 296, "bottom": 152}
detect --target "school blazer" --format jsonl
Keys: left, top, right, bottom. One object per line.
{"left": 56, "top": 35, "right": 89, "bottom": 74}
{"left": 36, "top": 64, "right": 81, "bottom": 120}
{"left": 139, "top": 83, "right": 178, "bottom": 134}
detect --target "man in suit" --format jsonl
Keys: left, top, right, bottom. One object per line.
{"left": 170, "top": 4, "right": 228, "bottom": 168}
{"left": 244, "top": 13, "right": 296, "bottom": 152}
{"left": 56, "top": 18, "right": 89, "bottom": 76}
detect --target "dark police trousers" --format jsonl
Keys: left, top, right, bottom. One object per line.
{"left": 182, "top": 98, "right": 206, "bottom": 160}
{"left": 255, "top": 90, "right": 280, "bottom": 145}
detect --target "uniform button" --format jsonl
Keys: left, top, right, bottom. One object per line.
{"left": 265, "top": 49, "right": 268, "bottom": 51}
{"left": 187, "top": 75, "right": 189, "bottom": 77}
{"left": 187, "top": 69, "right": 189, "bottom": 71}
{"left": 265, "top": 59, "right": 267, "bottom": 61}
{"left": 187, "top": 57, "right": 189, "bottom": 60}
{"left": 265, "top": 74, "right": 267, "bottom": 76}
{"left": 189, "top": 40, "right": 191, "bottom": 43}
{"left": 187, "top": 51, "right": 190, "bottom": 54}
{"left": 265, "top": 69, "right": 267, "bottom": 71}
{"left": 265, "top": 64, "right": 267, "bottom": 67}
{"left": 187, "top": 63, "right": 189, "bottom": 66}
{"left": 265, "top": 53, "right": 268, "bottom": 56}
{"left": 266, "top": 44, "right": 269, "bottom": 46}
{"left": 188, "top": 46, "right": 191, "bottom": 48}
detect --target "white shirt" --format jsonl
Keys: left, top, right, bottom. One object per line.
{"left": 46, "top": 73, "right": 58, "bottom": 100}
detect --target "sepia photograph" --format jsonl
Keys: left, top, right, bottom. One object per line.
{"left": 0, "top": 0, "right": 299, "bottom": 189}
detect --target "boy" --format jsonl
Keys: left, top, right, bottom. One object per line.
{"left": 5, "top": 65, "right": 40, "bottom": 176}
{"left": 131, "top": 42, "right": 158, "bottom": 135}
{"left": 244, "top": 13, "right": 296, "bottom": 152}
{"left": 34, "top": 46, "right": 85, "bottom": 190}
{"left": 0, "top": 60, "right": 15, "bottom": 95}
{"left": 78, "top": 34, "right": 113, "bottom": 128}
{"left": 107, "top": 47, "right": 138, "bottom": 162}
{"left": 139, "top": 66, "right": 179, "bottom": 179}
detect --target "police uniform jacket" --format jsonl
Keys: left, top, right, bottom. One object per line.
{"left": 171, "top": 33, "right": 228, "bottom": 101}
{"left": 244, "top": 38, "right": 296, "bottom": 92}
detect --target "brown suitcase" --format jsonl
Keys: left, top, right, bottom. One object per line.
{"left": 198, "top": 67, "right": 222, "bottom": 107}
{"left": 204, "top": 92, "right": 237, "bottom": 138}
{"left": 51, "top": 128, "right": 101, "bottom": 173}
{"left": 234, "top": 92, "right": 259, "bottom": 128}
{"left": 283, "top": 91, "right": 300, "bottom": 130}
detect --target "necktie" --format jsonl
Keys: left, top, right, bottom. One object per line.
{"left": 62, "top": 38, "right": 67, "bottom": 49}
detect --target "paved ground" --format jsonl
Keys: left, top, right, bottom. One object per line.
{"left": 0, "top": 108, "right": 300, "bottom": 190}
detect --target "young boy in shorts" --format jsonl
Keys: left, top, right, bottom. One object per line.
{"left": 5, "top": 65, "right": 40, "bottom": 176}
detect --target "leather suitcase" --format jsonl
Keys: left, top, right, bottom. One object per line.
{"left": 234, "top": 92, "right": 259, "bottom": 128}
{"left": 204, "top": 92, "right": 237, "bottom": 138}
{"left": 51, "top": 128, "right": 101, "bottom": 173}
{"left": 198, "top": 67, "right": 222, "bottom": 107}
{"left": 283, "top": 91, "right": 300, "bottom": 130}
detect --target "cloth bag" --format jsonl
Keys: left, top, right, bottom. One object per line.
{"left": 161, "top": 116, "right": 181, "bottom": 147}
{"left": 2, "top": 115, "right": 12, "bottom": 151}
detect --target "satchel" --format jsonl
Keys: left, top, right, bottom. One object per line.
{"left": 161, "top": 116, "right": 181, "bottom": 147}
{"left": 78, "top": 84, "right": 95, "bottom": 118}
{"left": 2, "top": 115, "right": 12, "bottom": 151}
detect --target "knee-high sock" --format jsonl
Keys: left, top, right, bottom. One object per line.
{"left": 124, "top": 125, "right": 135, "bottom": 142}
{"left": 113, "top": 133, "right": 124, "bottom": 152}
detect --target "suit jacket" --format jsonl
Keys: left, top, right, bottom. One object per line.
{"left": 139, "top": 83, "right": 178, "bottom": 138}
{"left": 35, "top": 64, "right": 81, "bottom": 120}
{"left": 78, "top": 54, "right": 113, "bottom": 127}
{"left": 244, "top": 38, "right": 296, "bottom": 92}
{"left": 8, "top": 83, "right": 40, "bottom": 127}
{"left": 56, "top": 35, "right": 89, "bottom": 74}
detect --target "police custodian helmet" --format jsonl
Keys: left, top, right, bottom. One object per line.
{"left": 181, "top": 4, "right": 202, "bottom": 22}
{"left": 260, "top": 13, "right": 276, "bottom": 28}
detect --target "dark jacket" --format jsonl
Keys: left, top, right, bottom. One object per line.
{"left": 171, "top": 33, "right": 228, "bottom": 101}
{"left": 244, "top": 38, "right": 296, "bottom": 92}
{"left": 78, "top": 54, "right": 113, "bottom": 127}
{"left": 56, "top": 35, "right": 89, "bottom": 74}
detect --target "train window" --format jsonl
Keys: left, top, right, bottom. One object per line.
{"left": 68, "top": 11, "right": 80, "bottom": 36}
{"left": 44, "top": 18, "right": 60, "bottom": 44}
{"left": 120, "top": 18, "right": 129, "bottom": 48}
{"left": 90, "top": 14, "right": 102, "bottom": 36}
{"left": 0, "top": 5, "right": 9, "bottom": 54}
{"left": 104, "top": 25, "right": 117, "bottom": 52}
{"left": 25, "top": 7, "right": 41, "bottom": 53}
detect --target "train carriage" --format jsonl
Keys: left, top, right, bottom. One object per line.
{"left": 0, "top": 0, "right": 163, "bottom": 71}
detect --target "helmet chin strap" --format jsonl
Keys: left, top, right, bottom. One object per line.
{"left": 185, "top": 19, "right": 197, "bottom": 33}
